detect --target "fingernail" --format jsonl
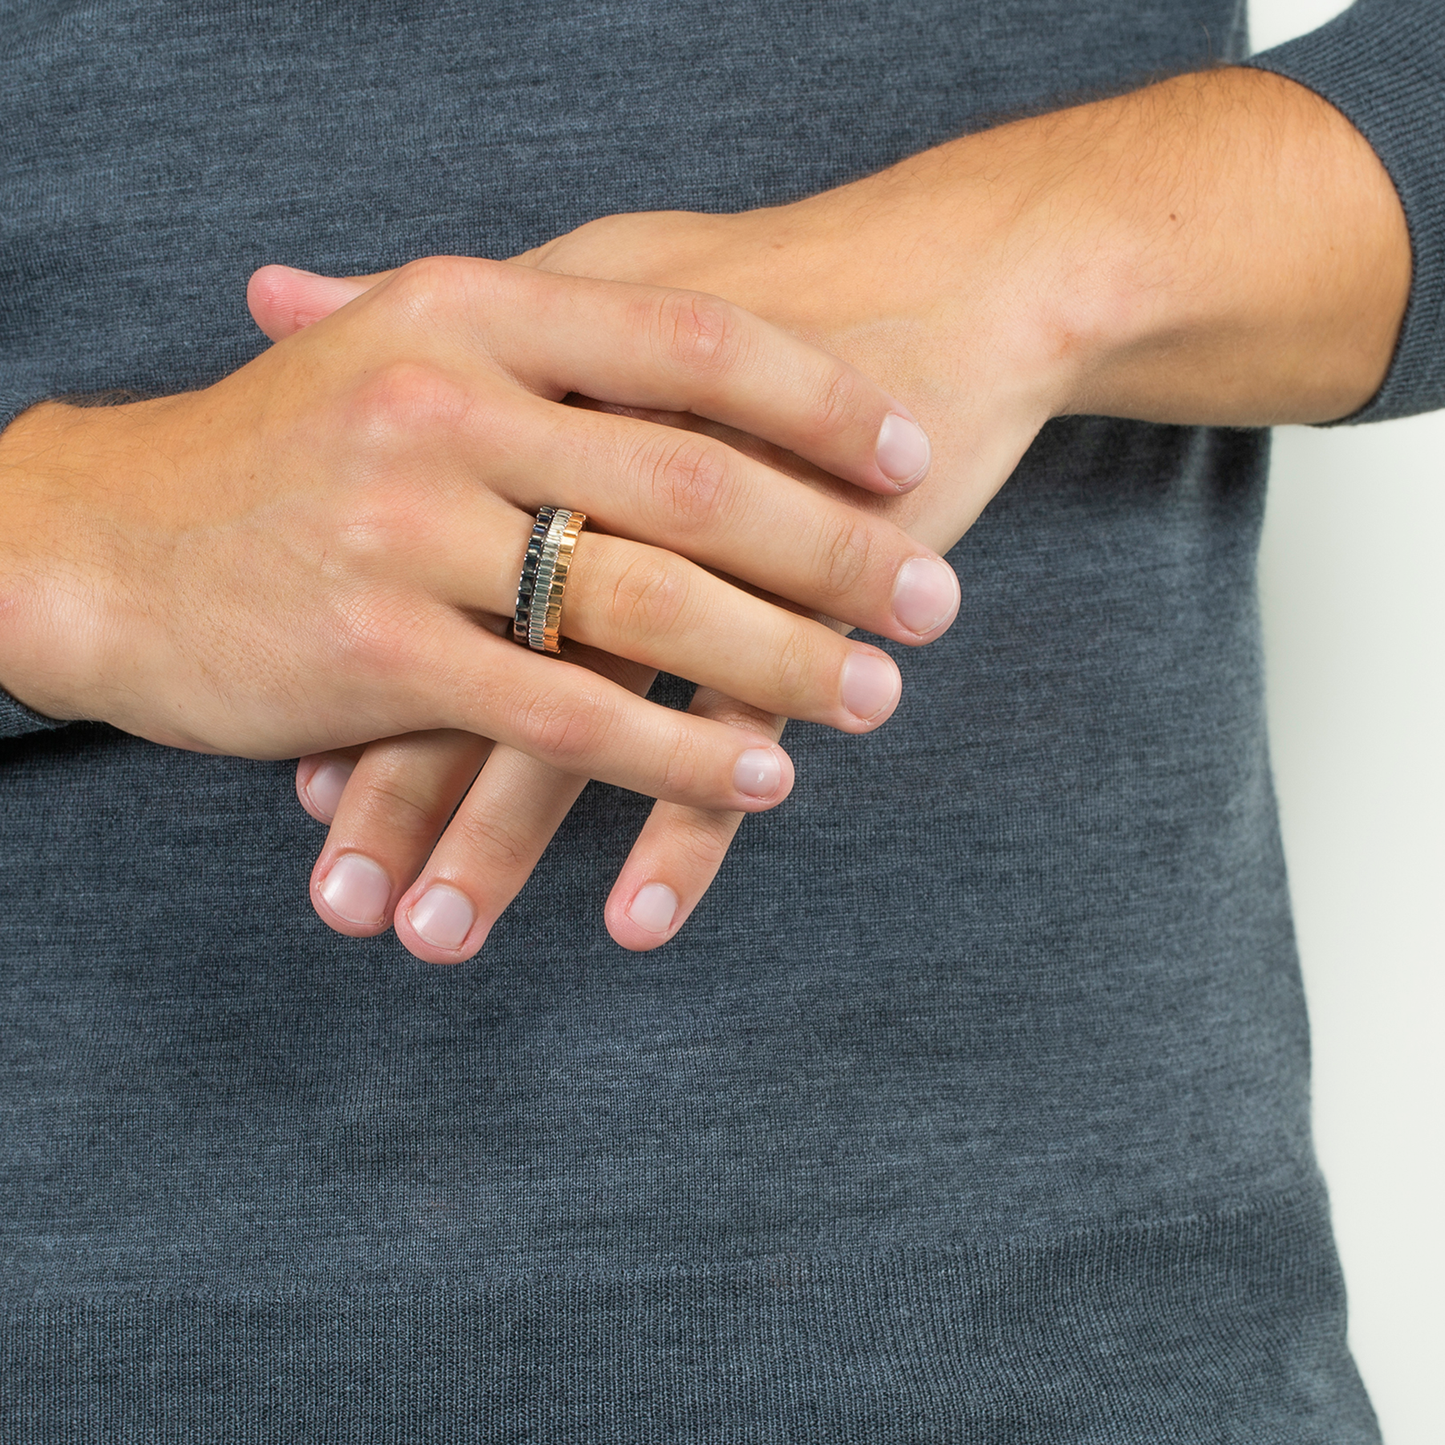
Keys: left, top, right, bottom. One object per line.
{"left": 407, "top": 883, "right": 477, "bottom": 951}
{"left": 733, "top": 747, "right": 783, "bottom": 799}
{"left": 304, "top": 757, "right": 355, "bottom": 821}
{"left": 892, "top": 556, "right": 960, "bottom": 636}
{"left": 627, "top": 882, "right": 679, "bottom": 935}
{"left": 876, "top": 413, "right": 931, "bottom": 487}
{"left": 317, "top": 853, "right": 391, "bottom": 927}
{"left": 840, "top": 650, "right": 901, "bottom": 723}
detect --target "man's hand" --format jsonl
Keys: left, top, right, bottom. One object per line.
{"left": 0, "top": 257, "right": 969, "bottom": 853}
{"left": 256, "top": 65, "right": 1411, "bottom": 960}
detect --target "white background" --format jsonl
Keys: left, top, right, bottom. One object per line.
{"left": 1253, "top": 3, "right": 1444, "bottom": 1441}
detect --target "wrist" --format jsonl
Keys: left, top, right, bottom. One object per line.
{"left": 0, "top": 402, "right": 125, "bottom": 724}
{"left": 721, "top": 155, "right": 1088, "bottom": 423}
{"left": 1009, "top": 68, "right": 1410, "bottom": 425}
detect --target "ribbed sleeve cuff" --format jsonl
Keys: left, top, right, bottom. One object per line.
{"left": 1246, "top": 0, "right": 1445, "bottom": 424}
{"left": 0, "top": 688, "right": 69, "bottom": 740}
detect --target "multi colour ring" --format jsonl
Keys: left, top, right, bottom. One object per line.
{"left": 517, "top": 507, "right": 588, "bottom": 654}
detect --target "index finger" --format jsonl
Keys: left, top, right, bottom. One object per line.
{"left": 247, "top": 260, "right": 932, "bottom": 496}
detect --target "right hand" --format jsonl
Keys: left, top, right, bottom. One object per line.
{"left": 0, "top": 256, "right": 961, "bottom": 813}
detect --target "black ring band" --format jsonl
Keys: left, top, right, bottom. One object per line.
{"left": 512, "top": 506, "right": 557, "bottom": 645}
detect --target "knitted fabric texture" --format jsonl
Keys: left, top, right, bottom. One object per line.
{"left": 3, "top": 1, "right": 1441, "bottom": 1438}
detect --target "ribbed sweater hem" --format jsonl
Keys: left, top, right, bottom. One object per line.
{"left": 2, "top": 1180, "right": 1379, "bottom": 1444}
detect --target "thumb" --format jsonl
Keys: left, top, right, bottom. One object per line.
{"left": 246, "top": 264, "right": 391, "bottom": 341}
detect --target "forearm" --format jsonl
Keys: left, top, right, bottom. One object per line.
{"left": 795, "top": 66, "right": 1406, "bottom": 424}
{"left": 536, "top": 67, "right": 1410, "bottom": 432}
{"left": 1009, "top": 67, "right": 1410, "bottom": 425}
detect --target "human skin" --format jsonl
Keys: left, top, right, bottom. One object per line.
{"left": 0, "top": 263, "right": 967, "bottom": 822}
{"left": 260, "top": 66, "right": 1410, "bottom": 962}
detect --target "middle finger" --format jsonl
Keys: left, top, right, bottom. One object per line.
{"left": 445, "top": 388, "right": 962, "bottom": 647}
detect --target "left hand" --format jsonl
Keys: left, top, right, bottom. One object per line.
{"left": 259, "top": 64, "right": 1410, "bottom": 961}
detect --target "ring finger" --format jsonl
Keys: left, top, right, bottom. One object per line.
{"left": 429, "top": 498, "right": 906, "bottom": 734}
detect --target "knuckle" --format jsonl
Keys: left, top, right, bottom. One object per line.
{"left": 667, "top": 812, "right": 739, "bottom": 873}
{"left": 653, "top": 727, "right": 703, "bottom": 800}
{"left": 606, "top": 551, "right": 693, "bottom": 641}
{"left": 353, "top": 771, "right": 447, "bottom": 838}
{"left": 807, "top": 362, "right": 868, "bottom": 443}
{"left": 350, "top": 359, "right": 471, "bottom": 443}
{"left": 388, "top": 254, "right": 466, "bottom": 312}
{"left": 810, "top": 511, "right": 876, "bottom": 602}
{"left": 453, "top": 806, "right": 541, "bottom": 878}
{"left": 518, "top": 688, "right": 611, "bottom": 771}
{"left": 652, "top": 289, "right": 742, "bottom": 381}
{"left": 646, "top": 434, "right": 730, "bottom": 529}
{"left": 388, "top": 255, "right": 518, "bottom": 325}
{"left": 764, "top": 623, "right": 819, "bottom": 709}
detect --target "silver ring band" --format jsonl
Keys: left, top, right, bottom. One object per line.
{"left": 527, "top": 509, "right": 573, "bottom": 651}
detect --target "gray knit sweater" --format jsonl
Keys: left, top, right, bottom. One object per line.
{"left": 2, "top": 3, "right": 1441, "bottom": 1439}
